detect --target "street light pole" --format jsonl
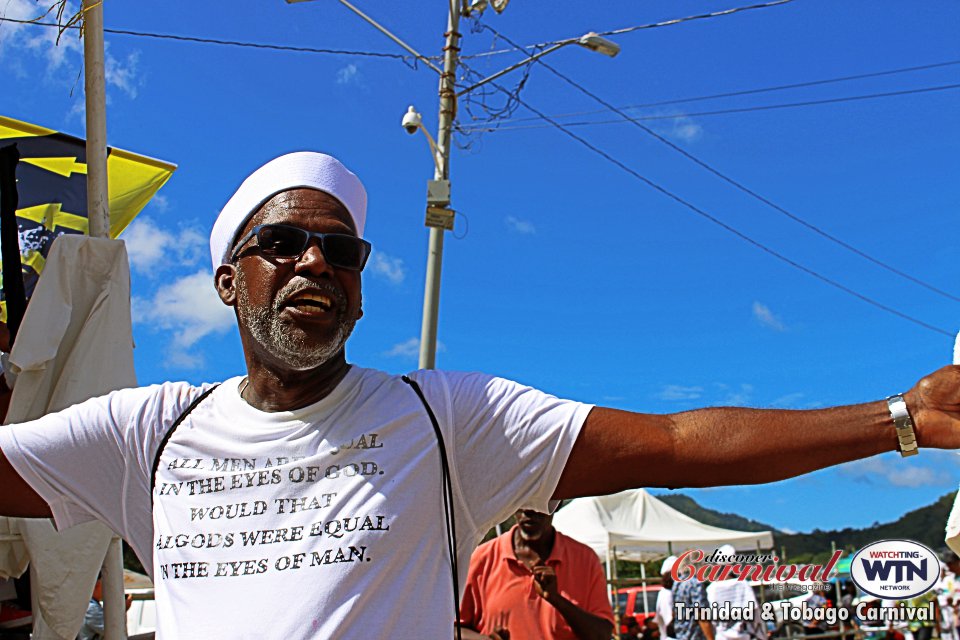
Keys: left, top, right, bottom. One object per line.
{"left": 418, "top": 3, "right": 461, "bottom": 370}
{"left": 284, "top": 0, "right": 617, "bottom": 370}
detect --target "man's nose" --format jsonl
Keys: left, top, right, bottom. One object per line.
{"left": 294, "top": 239, "right": 335, "bottom": 277}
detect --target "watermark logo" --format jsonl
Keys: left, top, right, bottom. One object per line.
{"left": 850, "top": 539, "right": 937, "bottom": 600}
{"left": 671, "top": 548, "right": 843, "bottom": 583}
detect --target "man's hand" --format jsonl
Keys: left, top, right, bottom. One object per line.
{"left": 532, "top": 565, "right": 559, "bottom": 603}
{"left": 530, "top": 564, "right": 614, "bottom": 640}
{"left": 908, "top": 366, "right": 960, "bottom": 449}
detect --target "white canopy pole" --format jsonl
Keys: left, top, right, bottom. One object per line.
{"left": 82, "top": 1, "right": 126, "bottom": 637}
{"left": 640, "top": 560, "right": 648, "bottom": 615}
{"left": 606, "top": 543, "right": 614, "bottom": 608}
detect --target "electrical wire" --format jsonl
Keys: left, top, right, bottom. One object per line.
{"left": 459, "top": 0, "right": 797, "bottom": 60}
{"left": 0, "top": 17, "right": 412, "bottom": 60}
{"left": 458, "top": 60, "right": 960, "bottom": 128}
{"left": 490, "top": 82, "right": 953, "bottom": 337}
{"left": 476, "top": 25, "right": 960, "bottom": 307}
{"left": 598, "top": 0, "right": 795, "bottom": 37}
{"left": 458, "top": 83, "right": 960, "bottom": 132}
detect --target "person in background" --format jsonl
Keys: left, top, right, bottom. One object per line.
{"left": 672, "top": 554, "right": 714, "bottom": 640}
{"left": 907, "top": 589, "right": 941, "bottom": 640}
{"left": 458, "top": 510, "right": 614, "bottom": 640}
{"left": 705, "top": 546, "right": 764, "bottom": 640}
{"left": 803, "top": 587, "right": 828, "bottom": 636}
{"left": 641, "top": 617, "right": 661, "bottom": 640}
{"left": 941, "top": 552, "right": 960, "bottom": 640}
{"left": 838, "top": 581, "right": 860, "bottom": 640}
{"left": 654, "top": 556, "right": 677, "bottom": 640}
{"left": 77, "top": 576, "right": 132, "bottom": 640}
{"left": 621, "top": 616, "right": 641, "bottom": 640}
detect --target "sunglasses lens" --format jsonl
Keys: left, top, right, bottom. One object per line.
{"left": 323, "top": 235, "right": 369, "bottom": 270}
{"left": 256, "top": 225, "right": 307, "bottom": 257}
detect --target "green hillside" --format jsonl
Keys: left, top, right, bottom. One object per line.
{"left": 657, "top": 494, "right": 779, "bottom": 533}
{"left": 659, "top": 490, "right": 956, "bottom": 563}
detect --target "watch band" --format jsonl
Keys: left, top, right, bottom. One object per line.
{"left": 886, "top": 394, "right": 919, "bottom": 457}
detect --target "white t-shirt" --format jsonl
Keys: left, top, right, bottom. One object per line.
{"left": 655, "top": 584, "right": 675, "bottom": 640}
{"left": 706, "top": 580, "right": 762, "bottom": 640}
{"left": 0, "top": 366, "right": 591, "bottom": 639}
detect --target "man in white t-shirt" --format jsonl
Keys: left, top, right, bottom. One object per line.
{"left": 2, "top": 151, "right": 960, "bottom": 639}
{"left": 655, "top": 555, "right": 678, "bottom": 640}
{"left": 706, "top": 546, "right": 764, "bottom": 640}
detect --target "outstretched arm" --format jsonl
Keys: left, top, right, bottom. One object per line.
{"left": 554, "top": 365, "right": 960, "bottom": 499}
{"left": 0, "top": 448, "right": 50, "bottom": 517}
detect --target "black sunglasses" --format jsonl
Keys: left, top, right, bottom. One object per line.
{"left": 230, "top": 224, "right": 372, "bottom": 271}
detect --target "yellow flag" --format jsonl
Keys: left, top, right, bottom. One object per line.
{"left": 0, "top": 115, "right": 176, "bottom": 320}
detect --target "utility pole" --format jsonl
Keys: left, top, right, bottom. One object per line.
{"left": 83, "top": 0, "right": 109, "bottom": 239}
{"left": 82, "top": 1, "right": 126, "bottom": 636}
{"left": 418, "top": 3, "right": 461, "bottom": 370}
{"left": 285, "top": 0, "right": 617, "bottom": 371}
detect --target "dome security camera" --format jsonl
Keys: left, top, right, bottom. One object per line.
{"left": 401, "top": 106, "right": 422, "bottom": 135}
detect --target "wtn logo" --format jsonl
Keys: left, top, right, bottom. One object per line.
{"left": 851, "top": 540, "right": 937, "bottom": 600}
{"left": 860, "top": 558, "right": 927, "bottom": 582}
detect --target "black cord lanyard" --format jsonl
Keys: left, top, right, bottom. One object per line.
{"left": 402, "top": 375, "right": 462, "bottom": 640}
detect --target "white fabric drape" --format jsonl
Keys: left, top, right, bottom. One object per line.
{"left": 0, "top": 236, "right": 136, "bottom": 639}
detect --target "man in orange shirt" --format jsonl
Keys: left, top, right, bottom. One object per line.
{"left": 458, "top": 510, "right": 614, "bottom": 640}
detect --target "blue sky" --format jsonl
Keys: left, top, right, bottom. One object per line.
{"left": 2, "top": 0, "right": 958, "bottom": 538}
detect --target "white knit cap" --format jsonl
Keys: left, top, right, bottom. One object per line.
{"left": 209, "top": 151, "right": 367, "bottom": 272}
{"left": 660, "top": 555, "right": 678, "bottom": 575}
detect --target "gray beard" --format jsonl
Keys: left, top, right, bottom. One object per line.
{"left": 235, "top": 270, "right": 357, "bottom": 371}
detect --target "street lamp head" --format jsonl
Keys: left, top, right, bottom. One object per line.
{"left": 466, "top": 0, "right": 488, "bottom": 16}
{"left": 401, "top": 106, "right": 423, "bottom": 135}
{"left": 577, "top": 32, "right": 620, "bottom": 58}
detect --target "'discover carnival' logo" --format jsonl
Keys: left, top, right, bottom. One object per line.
{"left": 850, "top": 539, "right": 938, "bottom": 600}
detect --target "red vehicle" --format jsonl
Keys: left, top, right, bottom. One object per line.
{"left": 616, "top": 585, "right": 663, "bottom": 631}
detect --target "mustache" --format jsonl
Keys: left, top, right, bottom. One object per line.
{"left": 275, "top": 278, "right": 347, "bottom": 312}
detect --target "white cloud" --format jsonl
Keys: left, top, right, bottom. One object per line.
{"left": 839, "top": 455, "right": 951, "bottom": 488}
{"left": 752, "top": 301, "right": 786, "bottom": 332}
{"left": 148, "top": 194, "right": 169, "bottom": 213}
{"left": 104, "top": 45, "right": 142, "bottom": 99}
{"left": 1, "top": 0, "right": 82, "bottom": 69}
{"left": 505, "top": 215, "right": 536, "bottom": 235}
{"left": 369, "top": 251, "right": 406, "bottom": 285}
{"left": 669, "top": 116, "right": 703, "bottom": 143}
{"left": 637, "top": 108, "right": 704, "bottom": 144}
{"left": 657, "top": 384, "right": 703, "bottom": 401}
{"left": 132, "top": 270, "right": 235, "bottom": 368}
{"left": 66, "top": 98, "right": 85, "bottom": 122}
{"left": 1, "top": 2, "right": 143, "bottom": 100}
{"left": 719, "top": 383, "right": 753, "bottom": 406}
{"left": 122, "top": 217, "right": 206, "bottom": 276}
{"left": 336, "top": 63, "right": 359, "bottom": 85}
{"left": 383, "top": 337, "right": 446, "bottom": 359}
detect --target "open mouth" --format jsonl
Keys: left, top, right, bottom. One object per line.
{"left": 280, "top": 289, "right": 338, "bottom": 316}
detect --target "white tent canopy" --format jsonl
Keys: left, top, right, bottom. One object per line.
{"left": 553, "top": 489, "right": 775, "bottom": 562}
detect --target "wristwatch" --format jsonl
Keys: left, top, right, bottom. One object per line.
{"left": 886, "top": 394, "right": 919, "bottom": 457}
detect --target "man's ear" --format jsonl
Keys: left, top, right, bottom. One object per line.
{"left": 215, "top": 263, "right": 238, "bottom": 306}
